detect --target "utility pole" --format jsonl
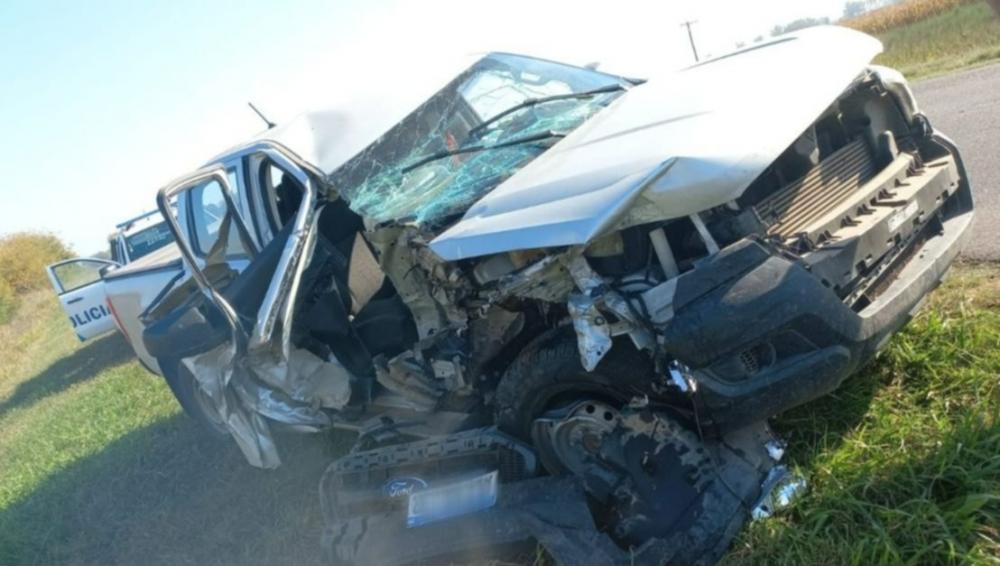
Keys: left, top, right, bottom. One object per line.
{"left": 680, "top": 20, "right": 700, "bottom": 62}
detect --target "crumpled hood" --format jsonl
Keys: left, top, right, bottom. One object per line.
{"left": 429, "top": 26, "right": 882, "bottom": 261}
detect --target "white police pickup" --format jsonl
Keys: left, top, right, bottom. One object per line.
{"left": 45, "top": 210, "right": 175, "bottom": 342}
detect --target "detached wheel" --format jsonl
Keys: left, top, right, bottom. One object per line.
{"left": 494, "top": 332, "right": 652, "bottom": 442}
{"left": 164, "top": 363, "right": 229, "bottom": 437}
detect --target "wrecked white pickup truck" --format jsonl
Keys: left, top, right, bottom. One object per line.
{"left": 137, "top": 26, "right": 972, "bottom": 564}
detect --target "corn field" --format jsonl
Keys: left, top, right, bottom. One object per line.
{"left": 844, "top": 0, "right": 982, "bottom": 34}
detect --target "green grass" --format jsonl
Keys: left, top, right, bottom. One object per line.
{"left": 0, "top": 301, "right": 13, "bottom": 326}
{"left": 872, "top": 2, "right": 1000, "bottom": 79}
{"left": 0, "top": 291, "right": 348, "bottom": 566}
{"left": 725, "top": 263, "right": 1000, "bottom": 564}
{"left": 0, "top": 265, "right": 998, "bottom": 564}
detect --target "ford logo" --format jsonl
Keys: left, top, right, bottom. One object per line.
{"left": 383, "top": 477, "right": 428, "bottom": 498}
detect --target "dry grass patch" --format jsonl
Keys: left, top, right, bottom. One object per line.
{"left": 0, "top": 232, "right": 73, "bottom": 324}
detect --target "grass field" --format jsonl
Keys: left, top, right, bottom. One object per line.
{"left": 0, "top": 264, "right": 997, "bottom": 565}
{"left": 725, "top": 263, "right": 1000, "bottom": 564}
{"left": 0, "top": 290, "right": 344, "bottom": 566}
{"left": 845, "top": 0, "right": 1000, "bottom": 78}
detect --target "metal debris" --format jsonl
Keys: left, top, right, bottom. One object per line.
{"left": 751, "top": 465, "right": 808, "bottom": 520}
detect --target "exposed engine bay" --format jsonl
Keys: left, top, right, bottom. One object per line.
{"left": 143, "top": 28, "right": 973, "bottom": 565}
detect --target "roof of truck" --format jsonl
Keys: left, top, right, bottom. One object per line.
{"left": 203, "top": 52, "right": 501, "bottom": 175}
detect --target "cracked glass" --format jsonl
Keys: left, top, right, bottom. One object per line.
{"left": 331, "top": 53, "right": 628, "bottom": 229}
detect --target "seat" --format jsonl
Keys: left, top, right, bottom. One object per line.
{"left": 144, "top": 201, "right": 416, "bottom": 379}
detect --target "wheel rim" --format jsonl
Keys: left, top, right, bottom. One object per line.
{"left": 531, "top": 399, "right": 621, "bottom": 476}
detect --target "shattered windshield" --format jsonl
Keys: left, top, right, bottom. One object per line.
{"left": 332, "top": 53, "right": 628, "bottom": 228}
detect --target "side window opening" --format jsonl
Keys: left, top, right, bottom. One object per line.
{"left": 259, "top": 159, "right": 304, "bottom": 229}
{"left": 189, "top": 172, "right": 248, "bottom": 259}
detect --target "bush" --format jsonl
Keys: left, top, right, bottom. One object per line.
{"left": 0, "top": 232, "right": 74, "bottom": 296}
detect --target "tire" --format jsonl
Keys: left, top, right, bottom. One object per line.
{"left": 163, "top": 362, "right": 229, "bottom": 437}
{"left": 494, "top": 330, "right": 653, "bottom": 440}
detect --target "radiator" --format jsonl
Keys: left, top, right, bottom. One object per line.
{"left": 756, "top": 138, "right": 877, "bottom": 241}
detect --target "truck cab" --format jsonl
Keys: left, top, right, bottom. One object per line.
{"left": 101, "top": 134, "right": 322, "bottom": 381}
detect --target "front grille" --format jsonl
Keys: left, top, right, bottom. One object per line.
{"left": 757, "top": 138, "right": 877, "bottom": 242}
{"left": 319, "top": 427, "right": 538, "bottom": 522}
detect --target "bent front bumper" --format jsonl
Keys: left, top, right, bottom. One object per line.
{"left": 320, "top": 420, "right": 780, "bottom": 566}
{"left": 661, "top": 136, "right": 974, "bottom": 429}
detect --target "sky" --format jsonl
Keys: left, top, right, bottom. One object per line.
{"left": 0, "top": 0, "right": 851, "bottom": 255}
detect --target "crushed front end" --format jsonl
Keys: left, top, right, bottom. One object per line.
{"left": 312, "top": 62, "right": 972, "bottom": 563}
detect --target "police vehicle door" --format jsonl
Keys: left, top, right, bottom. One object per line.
{"left": 46, "top": 258, "right": 120, "bottom": 341}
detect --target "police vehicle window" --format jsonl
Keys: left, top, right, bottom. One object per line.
{"left": 52, "top": 260, "right": 107, "bottom": 294}
{"left": 190, "top": 174, "right": 247, "bottom": 257}
{"left": 260, "top": 160, "right": 303, "bottom": 228}
{"left": 124, "top": 222, "right": 174, "bottom": 261}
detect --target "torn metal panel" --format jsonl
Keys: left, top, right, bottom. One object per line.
{"left": 567, "top": 293, "right": 613, "bottom": 372}
{"left": 467, "top": 306, "right": 525, "bottom": 374}
{"left": 231, "top": 378, "right": 329, "bottom": 430}
{"left": 566, "top": 255, "right": 654, "bottom": 368}
{"left": 766, "top": 438, "right": 787, "bottom": 462}
{"left": 182, "top": 342, "right": 235, "bottom": 405}
{"left": 374, "top": 351, "right": 445, "bottom": 409}
{"left": 493, "top": 254, "right": 575, "bottom": 302}
{"left": 181, "top": 344, "right": 282, "bottom": 469}
{"left": 182, "top": 343, "right": 338, "bottom": 468}
{"left": 752, "top": 466, "right": 808, "bottom": 520}
{"left": 248, "top": 347, "right": 353, "bottom": 410}
{"left": 640, "top": 277, "right": 678, "bottom": 325}
{"left": 345, "top": 232, "right": 385, "bottom": 314}
{"left": 220, "top": 400, "right": 282, "bottom": 469}
{"left": 367, "top": 225, "right": 467, "bottom": 340}
{"left": 667, "top": 360, "right": 693, "bottom": 392}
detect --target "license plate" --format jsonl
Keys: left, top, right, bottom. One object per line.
{"left": 406, "top": 471, "right": 498, "bottom": 528}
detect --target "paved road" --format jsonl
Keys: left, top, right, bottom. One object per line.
{"left": 913, "top": 64, "right": 1000, "bottom": 260}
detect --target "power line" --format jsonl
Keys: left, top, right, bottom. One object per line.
{"left": 680, "top": 20, "right": 700, "bottom": 62}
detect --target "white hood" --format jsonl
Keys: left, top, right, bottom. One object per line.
{"left": 429, "top": 26, "right": 882, "bottom": 261}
